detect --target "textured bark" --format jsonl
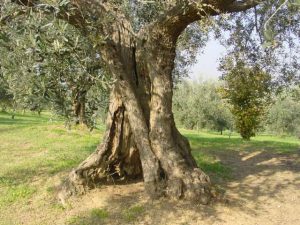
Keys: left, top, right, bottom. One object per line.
{"left": 60, "top": 88, "right": 143, "bottom": 198}
{"left": 60, "top": 25, "right": 212, "bottom": 203}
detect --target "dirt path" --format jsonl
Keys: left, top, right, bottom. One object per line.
{"left": 2, "top": 150, "right": 300, "bottom": 225}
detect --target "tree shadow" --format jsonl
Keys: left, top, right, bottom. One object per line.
{"left": 66, "top": 135, "right": 300, "bottom": 224}
{"left": 0, "top": 111, "right": 58, "bottom": 126}
{"left": 66, "top": 187, "right": 226, "bottom": 225}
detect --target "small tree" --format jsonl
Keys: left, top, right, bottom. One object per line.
{"left": 220, "top": 62, "right": 272, "bottom": 140}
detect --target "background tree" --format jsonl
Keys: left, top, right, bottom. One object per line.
{"left": 265, "top": 86, "right": 300, "bottom": 137}
{"left": 0, "top": 66, "right": 13, "bottom": 112}
{"left": 173, "top": 80, "right": 233, "bottom": 133}
{"left": 220, "top": 61, "right": 272, "bottom": 140}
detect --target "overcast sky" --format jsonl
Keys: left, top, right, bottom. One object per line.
{"left": 189, "top": 39, "right": 226, "bottom": 81}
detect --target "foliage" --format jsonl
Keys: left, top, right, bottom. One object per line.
{"left": 1, "top": 0, "right": 299, "bottom": 128}
{"left": 265, "top": 87, "right": 300, "bottom": 137}
{"left": 173, "top": 80, "right": 233, "bottom": 133}
{"left": 220, "top": 61, "right": 272, "bottom": 140}
{"left": 216, "top": 0, "right": 300, "bottom": 87}
{"left": 0, "top": 5, "right": 110, "bottom": 127}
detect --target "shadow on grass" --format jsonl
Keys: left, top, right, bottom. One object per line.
{"left": 1, "top": 112, "right": 299, "bottom": 223}
{"left": 65, "top": 132, "right": 300, "bottom": 224}
{"left": 0, "top": 111, "right": 59, "bottom": 126}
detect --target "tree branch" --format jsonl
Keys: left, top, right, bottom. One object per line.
{"left": 225, "top": 0, "right": 261, "bottom": 12}
{"left": 2, "top": 0, "right": 137, "bottom": 41}
{"left": 147, "top": 0, "right": 261, "bottom": 41}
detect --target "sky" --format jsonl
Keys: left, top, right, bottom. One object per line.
{"left": 189, "top": 39, "right": 226, "bottom": 82}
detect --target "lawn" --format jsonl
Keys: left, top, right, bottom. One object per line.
{"left": 0, "top": 111, "right": 299, "bottom": 225}
{"left": 0, "top": 111, "right": 103, "bottom": 222}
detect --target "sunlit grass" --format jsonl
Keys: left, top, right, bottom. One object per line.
{"left": 67, "top": 208, "right": 109, "bottom": 225}
{"left": 0, "top": 111, "right": 103, "bottom": 209}
{"left": 180, "top": 128, "right": 300, "bottom": 153}
{"left": 122, "top": 204, "right": 145, "bottom": 222}
{"left": 180, "top": 128, "right": 299, "bottom": 181}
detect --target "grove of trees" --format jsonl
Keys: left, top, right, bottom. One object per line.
{"left": 265, "top": 87, "right": 300, "bottom": 137}
{"left": 173, "top": 80, "right": 300, "bottom": 139}
{"left": 173, "top": 80, "right": 233, "bottom": 134}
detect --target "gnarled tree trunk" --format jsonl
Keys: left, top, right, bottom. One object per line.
{"left": 59, "top": 20, "right": 212, "bottom": 204}
{"left": 7, "top": 0, "right": 261, "bottom": 206}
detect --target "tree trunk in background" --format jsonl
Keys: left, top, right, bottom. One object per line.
{"left": 60, "top": 23, "right": 212, "bottom": 204}
{"left": 73, "top": 91, "right": 87, "bottom": 126}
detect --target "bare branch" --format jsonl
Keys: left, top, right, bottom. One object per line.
{"left": 226, "top": 0, "right": 261, "bottom": 12}
{"left": 147, "top": 0, "right": 261, "bottom": 42}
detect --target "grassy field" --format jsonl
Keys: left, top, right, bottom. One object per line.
{"left": 0, "top": 112, "right": 103, "bottom": 221}
{"left": 0, "top": 111, "right": 299, "bottom": 225}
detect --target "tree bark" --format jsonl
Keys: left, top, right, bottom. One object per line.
{"left": 59, "top": 24, "right": 212, "bottom": 204}
{"left": 60, "top": 88, "right": 144, "bottom": 196}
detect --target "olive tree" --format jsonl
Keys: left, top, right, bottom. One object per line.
{"left": 1, "top": 0, "right": 299, "bottom": 204}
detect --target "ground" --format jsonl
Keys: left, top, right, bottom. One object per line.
{"left": 0, "top": 112, "right": 299, "bottom": 225}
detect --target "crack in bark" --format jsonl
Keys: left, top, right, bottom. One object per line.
{"left": 132, "top": 45, "right": 139, "bottom": 86}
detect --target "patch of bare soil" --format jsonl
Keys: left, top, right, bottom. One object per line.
{"left": 2, "top": 150, "right": 300, "bottom": 225}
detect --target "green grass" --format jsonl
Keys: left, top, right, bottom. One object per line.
{"left": 0, "top": 111, "right": 103, "bottom": 209}
{"left": 90, "top": 208, "right": 109, "bottom": 219}
{"left": 122, "top": 204, "right": 144, "bottom": 222}
{"left": 0, "top": 111, "right": 299, "bottom": 223}
{"left": 180, "top": 129, "right": 299, "bottom": 181}
{"left": 0, "top": 184, "right": 36, "bottom": 207}
{"left": 181, "top": 129, "right": 300, "bottom": 153}
{"left": 67, "top": 208, "right": 109, "bottom": 225}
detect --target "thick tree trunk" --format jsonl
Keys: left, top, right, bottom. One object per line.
{"left": 59, "top": 22, "right": 212, "bottom": 205}
{"left": 7, "top": 0, "right": 262, "bottom": 206}
{"left": 60, "top": 82, "right": 211, "bottom": 204}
